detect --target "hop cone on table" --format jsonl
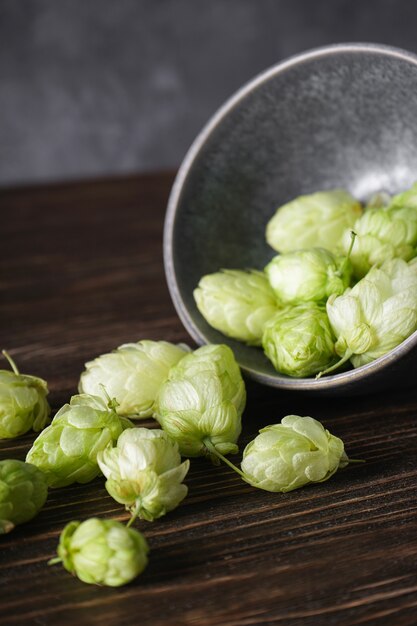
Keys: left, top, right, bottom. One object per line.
{"left": 79, "top": 340, "right": 189, "bottom": 418}
{"left": 155, "top": 344, "right": 245, "bottom": 458}
{"left": 0, "top": 351, "right": 50, "bottom": 440}
{"left": 26, "top": 394, "right": 132, "bottom": 488}
{"left": 0, "top": 459, "right": 48, "bottom": 533}
{"left": 98, "top": 428, "right": 189, "bottom": 522}
{"left": 50, "top": 518, "right": 149, "bottom": 587}
{"left": 241, "top": 415, "right": 348, "bottom": 492}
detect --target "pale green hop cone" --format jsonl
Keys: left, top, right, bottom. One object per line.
{"left": 50, "top": 518, "right": 149, "bottom": 587}
{"left": 97, "top": 428, "right": 189, "bottom": 522}
{"left": 241, "top": 415, "right": 349, "bottom": 492}
{"left": 155, "top": 344, "right": 245, "bottom": 459}
{"left": 79, "top": 340, "right": 189, "bottom": 418}
{"left": 194, "top": 269, "right": 279, "bottom": 345}
{"left": 323, "top": 258, "right": 417, "bottom": 374}
{"left": 26, "top": 394, "right": 132, "bottom": 488}
{"left": 389, "top": 181, "right": 417, "bottom": 211}
{"left": 265, "top": 247, "right": 352, "bottom": 305}
{"left": 262, "top": 303, "right": 337, "bottom": 378}
{"left": 0, "top": 351, "right": 50, "bottom": 440}
{"left": 266, "top": 189, "right": 362, "bottom": 254}
{"left": 0, "top": 459, "right": 48, "bottom": 533}
{"left": 365, "top": 190, "right": 391, "bottom": 209}
{"left": 341, "top": 187, "right": 417, "bottom": 278}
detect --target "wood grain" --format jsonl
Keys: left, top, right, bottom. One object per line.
{"left": 1, "top": 172, "right": 417, "bottom": 626}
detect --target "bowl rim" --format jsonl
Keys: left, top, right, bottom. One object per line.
{"left": 163, "top": 42, "right": 417, "bottom": 390}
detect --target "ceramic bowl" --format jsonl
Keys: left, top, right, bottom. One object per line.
{"left": 164, "top": 43, "right": 417, "bottom": 395}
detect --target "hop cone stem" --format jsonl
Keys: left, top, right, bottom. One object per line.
{"left": 337, "top": 230, "right": 357, "bottom": 277}
{"left": 2, "top": 350, "right": 20, "bottom": 375}
{"left": 203, "top": 437, "right": 247, "bottom": 480}
{"left": 126, "top": 499, "right": 142, "bottom": 528}
{"left": 316, "top": 350, "right": 353, "bottom": 378}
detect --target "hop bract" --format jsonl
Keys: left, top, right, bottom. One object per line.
{"left": 0, "top": 459, "right": 48, "bottom": 534}
{"left": 0, "top": 352, "right": 50, "bottom": 439}
{"left": 155, "top": 344, "right": 245, "bottom": 458}
{"left": 266, "top": 189, "right": 362, "bottom": 254}
{"left": 265, "top": 248, "right": 352, "bottom": 305}
{"left": 366, "top": 190, "right": 391, "bottom": 209}
{"left": 340, "top": 204, "right": 417, "bottom": 278}
{"left": 26, "top": 394, "right": 132, "bottom": 488}
{"left": 194, "top": 269, "right": 279, "bottom": 345}
{"left": 97, "top": 428, "right": 189, "bottom": 522}
{"left": 52, "top": 518, "right": 148, "bottom": 587}
{"left": 79, "top": 341, "right": 189, "bottom": 418}
{"left": 390, "top": 181, "right": 417, "bottom": 211}
{"left": 326, "top": 258, "right": 417, "bottom": 369}
{"left": 241, "top": 415, "right": 348, "bottom": 492}
{"left": 262, "top": 304, "right": 336, "bottom": 377}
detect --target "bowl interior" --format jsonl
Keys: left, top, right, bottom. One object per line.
{"left": 164, "top": 44, "right": 417, "bottom": 392}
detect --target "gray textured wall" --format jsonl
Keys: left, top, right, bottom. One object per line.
{"left": 1, "top": 0, "right": 417, "bottom": 185}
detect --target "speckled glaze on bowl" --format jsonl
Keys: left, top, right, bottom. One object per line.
{"left": 164, "top": 43, "right": 417, "bottom": 395}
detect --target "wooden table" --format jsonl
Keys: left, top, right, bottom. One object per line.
{"left": 1, "top": 172, "right": 417, "bottom": 626}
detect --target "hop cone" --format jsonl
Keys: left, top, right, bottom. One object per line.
{"left": 155, "top": 344, "right": 245, "bottom": 458}
{"left": 98, "top": 428, "right": 189, "bottom": 522}
{"left": 265, "top": 247, "right": 352, "bottom": 305}
{"left": 0, "top": 352, "right": 50, "bottom": 439}
{"left": 26, "top": 394, "right": 132, "bottom": 487}
{"left": 326, "top": 258, "right": 417, "bottom": 369}
{"left": 262, "top": 303, "right": 336, "bottom": 377}
{"left": 341, "top": 184, "right": 417, "bottom": 277}
{"left": 241, "top": 415, "right": 348, "bottom": 492}
{"left": 266, "top": 189, "right": 361, "bottom": 254}
{"left": 194, "top": 269, "right": 279, "bottom": 345}
{"left": 52, "top": 518, "right": 148, "bottom": 587}
{"left": 0, "top": 459, "right": 48, "bottom": 533}
{"left": 79, "top": 341, "right": 189, "bottom": 418}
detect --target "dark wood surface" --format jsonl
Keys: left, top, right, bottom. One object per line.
{"left": 1, "top": 172, "right": 417, "bottom": 626}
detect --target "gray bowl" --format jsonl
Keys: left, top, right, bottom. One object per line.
{"left": 164, "top": 43, "right": 417, "bottom": 395}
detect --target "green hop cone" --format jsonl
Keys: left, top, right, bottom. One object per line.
{"left": 366, "top": 190, "right": 391, "bottom": 209}
{"left": 262, "top": 303, "right": 337, "bottom": 378}
{"left": 341, "top": 200, "right": 417, "bottom": 279}
{"left": 78, "top": 340, "right": 189, "bottom": 418}
{"left": 0, "top": 351, "right": 50, "bottom": 439}
{"left": 266, "top": 189, "right": 362, "bottom": 254}
{"left": 265, "top": 247, "right": 352, "bottom": 305}
{"left": 0, "top": 459, "right": 48, "bottom": 533}
{"left": 50, "top": 518, "right": 148, "bottom": 587}
{"left": 194, "top": 269, "right": 279, "bottom": 345}
{"left": 155, "top": 344, "right": 245, "bottom": 459}
{"left": 389, "top": 181, "right": 417, "bottom": 211}
{"left": 97, "top": 428, "right": 189, "bottom": 522}
{"left": 241, "top": 415, "right": 349, "bottom": 492}
{"left": 26, "top": 394, "right": 132, "bottom": 488}
{"left": 323, "top": 258, "right": 417, "bottom": 373}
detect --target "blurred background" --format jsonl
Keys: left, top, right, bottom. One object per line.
{"left": 1, "top": 0, "right": 417, "bottom": 186}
